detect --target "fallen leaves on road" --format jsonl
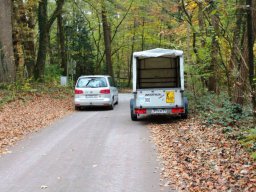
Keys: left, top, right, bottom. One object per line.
{"left": 40, "top": 185, "right": 48, "bottom": 189}
{"left": 0, "top": 93, "right": 73, "bottom": 154}
{"left": 149, "top": 118, "right": 256, "bottom": 191}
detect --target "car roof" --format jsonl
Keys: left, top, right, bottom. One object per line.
{"left": 78, "top": 75, "right": 110, "bottom": 78}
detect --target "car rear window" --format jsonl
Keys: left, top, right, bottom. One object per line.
{"left": 76, "top": 77, "right": 108, "bottom": 88}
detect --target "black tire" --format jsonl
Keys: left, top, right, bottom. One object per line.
{"left": 115, "top": 97, "right": 118, "bottom": 105}
{"left": 75, "top": 106, "right": 80, "bottom": 111}
{"left": 181, "top": 97, "right": 188, "bottom": 119}
{"left": 131, "top": 110, "right": 138, "bottom": 121}
{"left": 130, "top": 99, "right": 137, "bottom": 121}
{"left": 109, "top": 98, "right": 114, "bottom": 110}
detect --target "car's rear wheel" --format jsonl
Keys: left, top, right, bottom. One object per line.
{"left": 109, "top": 98, "right": 114, "bottom": 110}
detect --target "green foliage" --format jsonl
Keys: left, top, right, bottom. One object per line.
{"left": 240, "top": 128, "right": 256, "bottom": 160}
{"left": 188, "top": 91, "right": 255, "bottom": 159}
{"left": 0, "top": 89, "right": 15, "bottom": 107}
{"left": 45, "top": 64, "right": 63, "bottom": 85}
{"left": 64, "top": 7, "right": 95, "bottom": 78}
{"left": 251, "top": 152, "right": 256, "bottom": 160}
{"left": 192, "top": 93, "right": 249, "bottom": 127}
{"left": 0, "top": 79, "right": 33, "bottom": 107}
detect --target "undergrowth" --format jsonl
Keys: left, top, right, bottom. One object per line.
{"left": 187, "top": 92, "right": 256, "bottom": 160}
{"left": 0, "top": 79, "right": 73, "bottom": 108}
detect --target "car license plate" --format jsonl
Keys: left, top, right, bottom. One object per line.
{"left": 86, "top": 94, "right": 98, "bottom": 98}
{"left": 151, "top": 109, "right": 167, "bottom": 114}
{"left": 166, "top": 91, "right": 175, "bottom": 103}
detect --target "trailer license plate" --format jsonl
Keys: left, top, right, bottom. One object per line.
{"left": 166, "top": 91, "right": 175, "bottom": 103}
{"left": 151, "top": 109, "right": 167, "bottom": 114}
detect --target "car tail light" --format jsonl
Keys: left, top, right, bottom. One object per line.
{"left": 135, "top": 108, "right": 147, "bottom": 114}
{"left": 75, "top": 89, "right": 83, "bottom": 94}
{"left": 171, "top": 107, "right": 184, "bottom": 113}
{"left": 100, "top": 89, "right": 110, "bottom": 94}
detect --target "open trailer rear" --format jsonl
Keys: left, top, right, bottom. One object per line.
{"left": 130, "top": 48, "right": 188, "bottom": 121}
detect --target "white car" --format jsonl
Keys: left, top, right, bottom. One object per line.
{"left": 74, "top": 75, "right": 118, "bottom": 110}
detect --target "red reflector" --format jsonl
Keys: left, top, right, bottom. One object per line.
{"left": 75, "top": 89, "right": 83, "bottom": 94}
{"left": 135, "top": 108, "right": 146, "bottom": 114}
{"left": 171, "top": 108, "right": 184, "bottom": 113}
{"left": 100, "top": 89, "right": 110, "bottom": 94}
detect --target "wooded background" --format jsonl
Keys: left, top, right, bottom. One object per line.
{"left": 0, "top": 0, "right": 255, "bottom": 118}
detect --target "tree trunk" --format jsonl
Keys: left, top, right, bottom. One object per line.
{"left": 35, "top": 0, "right": 65, "bottom": 81}
{"left": 12, "top": 0, "right": 25, "bottom": 80}
{"left": 23, "top": 0, "right": 36, "bottom": 79}
{"left": 12, "top": 0, "right": 36, "bottom": 80}
{"left": 57, "top": 14, "right": 67, "bottom": 76}
{"left": 127, "top": 19, "right": 136, "bottom": 87}
{"left": 246, "top": 0, "right": 256, "bottom": 122}
{"left": 197, "top": 0, "right": 207, "bottom": 87}
{"left": 229, "top": 0, "right": 246, "bottom": 100}
{"left": 35, "top": 0, "right": 48, "bottom": 81}
{"left": 101, "top": 1, "right": 113, "bottom": 79}
{"left": 0, "top": 0, "right": 15, "bottom": 82}
{"left": 141, "top": 17, "right": 145, "bottom": 51}
{"left": 233, "top": 1, "right": 256, "bottom": 105}
{"left": 208, "top": 2, "right": 219, "bottom": 93}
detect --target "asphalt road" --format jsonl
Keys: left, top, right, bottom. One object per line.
{"left": 0, "top": 94, "right": 174, "bottom": 192}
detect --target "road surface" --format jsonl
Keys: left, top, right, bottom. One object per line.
{"left": 0, "top": 94, "right": 174, "bottom": 192}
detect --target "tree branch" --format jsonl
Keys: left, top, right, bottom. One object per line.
{"left": 47, "top": 0, "right": 65, "bottom": 30}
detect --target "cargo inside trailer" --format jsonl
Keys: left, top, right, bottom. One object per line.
{"left": 136, "top": 57, "right": 181, "bottom": 89}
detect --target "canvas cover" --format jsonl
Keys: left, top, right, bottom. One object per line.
{"left": 132, "top": 48, "right": 185, "bottom": 92}
{"left": 133, "top": 48, "right": 183, "bottom": 59}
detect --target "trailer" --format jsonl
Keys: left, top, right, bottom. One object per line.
{"left": 130, "top": 48, "right": 188, "bottom": 121}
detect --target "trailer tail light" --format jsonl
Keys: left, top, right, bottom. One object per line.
{"left": 171, "top": 107, "right": 184, "bottom": 113}
{"left": 75, "top": 89, "right": 83, "bottom": 94}
{"left": 135, "top": 108, "right": 147, "bottom": 114}
{"left": 100, "top": 89, "right": 110, "bottom": 94}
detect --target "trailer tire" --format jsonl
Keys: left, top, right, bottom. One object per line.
{"left": 181, "top": 97, "right": 188, "bottom": 119}
{"left": 130, "top": 99, "right": 138, "bottom": 121}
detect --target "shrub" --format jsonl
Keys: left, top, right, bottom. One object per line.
{"left": 190, "top": 92, "right": 251, "bottom": 127}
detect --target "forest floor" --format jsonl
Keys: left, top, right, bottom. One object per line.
{"left": 149, "top": 118, "right": 256, "bottom": 191}
{"left": 0, "top": 90, "right": 255, "bottom": 191}
{"left": 0, "top": 92, "right": 73, "bottom": 154}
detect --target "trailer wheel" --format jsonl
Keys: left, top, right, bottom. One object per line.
{"left": 130, "top": 99, "right": 138, "bottom": 121}
{"left": 181, "top": 97, "right": 188, "bottom": 119}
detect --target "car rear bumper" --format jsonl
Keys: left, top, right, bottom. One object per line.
{"left": 74, "top": 98, "right": 112, "bottom": 106}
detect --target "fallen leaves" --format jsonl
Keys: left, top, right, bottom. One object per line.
{"left": 149, "top": 118, "right": 256, "bottom": 191}
{"left": 0, "top": 93, "right": 73, "bottom": 154}
{"left": 40, "top": 185, "right": 48, "bottom": 190}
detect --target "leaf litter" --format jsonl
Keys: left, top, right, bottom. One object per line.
{"left": 149, "top": 117, "right": 256, "bottom": 191}
{"left": 0, "top": 93, "right": 73, "bottom": 154}
{"left": 1, "top": 93, "right": 255, "bottom": 191}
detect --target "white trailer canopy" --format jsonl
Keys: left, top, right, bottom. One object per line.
{"left": 132, "top": 48, "right": 185, "bottom": 91}
{"left": 133, "top": 48, "right": 183, "bottom": 58}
